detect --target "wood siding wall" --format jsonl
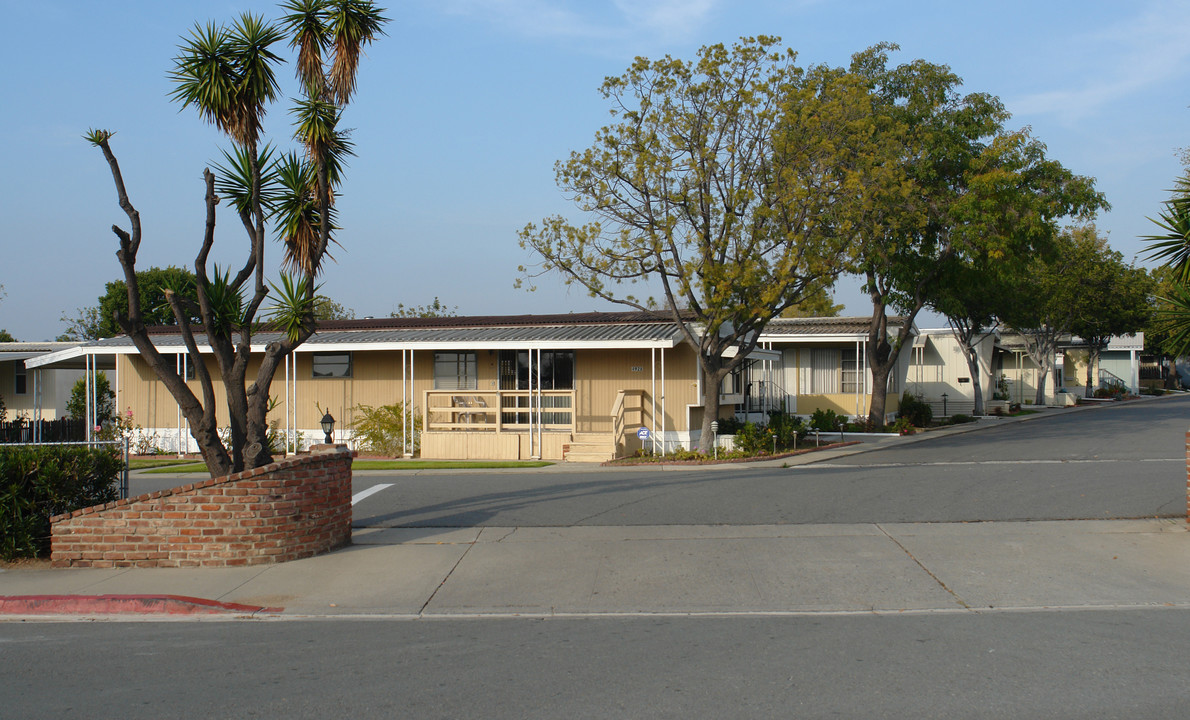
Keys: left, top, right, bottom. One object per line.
{"left": 113, "top": 345, "right": 702, "bottom": 436}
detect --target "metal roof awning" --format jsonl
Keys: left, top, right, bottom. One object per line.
{"left": 722, "top": 345, "right": 782, "bottom": 362}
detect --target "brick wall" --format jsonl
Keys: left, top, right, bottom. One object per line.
{"left": 50, "top": 444, "right": 352, "bottom": 568}
{"left": 1186, "top": 430, "right": 1189, "bottom": 523}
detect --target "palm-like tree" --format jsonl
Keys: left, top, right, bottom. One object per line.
{"left": 1144, "top": 172, "right": 1190, "bottom": 356}
{"left": 86, "top": 0, "right": 388, "bottom": 477}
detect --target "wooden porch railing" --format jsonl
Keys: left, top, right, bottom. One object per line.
{"left": 424, "top": 390, "right": 575, "bottom": 432}
{"left": 611, "top": 389, "right": 647, "bottom": 453}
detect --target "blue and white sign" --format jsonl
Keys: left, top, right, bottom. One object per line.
{"left": 636, "top": 427, "right": 650, "bottom": 440}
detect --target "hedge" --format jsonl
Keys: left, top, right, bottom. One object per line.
{"left": 1, "top": 445, "right": 122, "bottom": 559}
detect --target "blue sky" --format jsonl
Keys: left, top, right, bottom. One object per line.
{"left": 2, "top": 0, "right": 1188, "bottom": 340}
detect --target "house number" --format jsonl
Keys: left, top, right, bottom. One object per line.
{"left": 630, "top": 366, "right": 644, "bottom": 372}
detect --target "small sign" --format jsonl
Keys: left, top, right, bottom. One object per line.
{"left": 630, "top": 366, "right": 644, "bottom": 372}
{"left": 636, "top": 427, "right": 650, "bottom": 440}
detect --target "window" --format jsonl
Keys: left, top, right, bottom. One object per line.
{"left": 313, "top": 352, "right": 352, "bottom": 378}
{"left": 497, "top": 350, "right": 574, "bottom": 390}
{"left": 800, "top": 349, "right": 839, "bottom": 394}
{"left": 14, "top": 360, "right": 27, "bottom": 395}
{"left": 841, "top": 350, "right": 861, "bottom": 394}
{"left": 176, "top": 354, "right": 196, "bottom": 381}
{"left": 498, "top": 350, "right": 574, "bottom": 425}
{"left": 434, "top": 351, "right": 477, "bottom": 390}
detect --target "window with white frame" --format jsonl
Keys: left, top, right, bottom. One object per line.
{"left": 312, "top": 352, "right": 352, "bottom": 378}
{"left": 434, "top": 351, "right": 477, "bottom": 390}
{"left": 841, "top": 350, "right": 861, "bottom": 394}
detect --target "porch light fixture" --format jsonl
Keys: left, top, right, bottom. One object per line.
{"left": 321, "top": 411, "right": 335, "bottom": 444}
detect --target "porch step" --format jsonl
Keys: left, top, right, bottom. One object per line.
{"left": 563, "top": 433, "right": 616, "bottom": 463}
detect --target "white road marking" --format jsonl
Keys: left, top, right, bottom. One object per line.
{"left": 352, "top": 483, "right": 395, "bottom": 505}
{"left": 795, "top": 458, "right": 1181, "bottom": 469}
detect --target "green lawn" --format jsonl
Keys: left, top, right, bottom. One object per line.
{"left": 140, "top": 458, "right": 554, "bottom": 474}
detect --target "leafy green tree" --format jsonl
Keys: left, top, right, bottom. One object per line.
{"left": 66, "top": 373, "right": 115, "bottom": 424}
{"left": 928, "top": 256, "right": 1013, "bottom": 415}
{"left": 1067, "top": 235, "right": 1152, "bottom": 394}
{"left": 57, "top": 305, "right": 103, "bottom": 341}
{"left": 845, "top": 44, "right": 1105, "bottom": 424}
{"left": 520, "top": 38, "right": 882, "bottom": 452}
{"left": 390, "top": 297, "right": 457, "bottom": 318}
{"left": 780, "top": 281, "right": 843, "bottom": 318}
{"left": 59, "top": 266, "right": 200, "bottom": 340}
{"left": 314, "top": 295, "right": 355, "bottom": 320}
{"left": 1001, "top": 226, "right": 1115, "bottom": 403}
{"left": 85, "top": 0, "right": 387, "bottom": 477}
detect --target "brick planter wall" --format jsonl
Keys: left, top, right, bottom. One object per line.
{"left": 50, "top": 444, "right": 352, "bottom": 568}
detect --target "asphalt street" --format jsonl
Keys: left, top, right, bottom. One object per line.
{"left": 6, "top": 395, "right": 1186, "bottom": 718}
{"left": 4, "top": 611, "right": 1188, "bottom": 719}
{"left": 345, "top": 396, "right": 1188, "bottom": 527}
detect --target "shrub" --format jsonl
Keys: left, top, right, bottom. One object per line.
{"left": 732, "top": 421, "right": 769, "bottom": 455}
{"left": 897, "top": 392, "right": 933, "bottom": 427}
{"left": 949, "top": 414, "right": 975, "bottom": 424}
{"left": 889, "top": 417, "right": 916, "bottom": 435}
{"left": 66, "top": 372, "right": 115, "bottom": 424}
{"left": 350, "top": 402, "right": 422, "bottom": 457}
{"left": 767, "top": 410, "right": 805, "bottom": 447}
{"left": 809, "top": 408, "right": 842, "bottom": 432}
{"left": 1, "top": 445, "right": 121, "bottom": 559}
{"left": 714, "top": 415, "right": 745, "bottom": 435}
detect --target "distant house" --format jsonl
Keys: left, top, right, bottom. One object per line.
{"left": 907, "top": 330, "right": 1147, "bottom": 412}
{"left": 0, "top": 341, "right": 85, "bottom": 422}
{"left": 27, "top": 313, "right": 915, "bottom": 461}
{"left": 906, "top": 328, "right": 998, "bottom": 415}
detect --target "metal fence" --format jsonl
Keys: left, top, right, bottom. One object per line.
{"left": 0, "top": 438, "right": 130, "bottom": 500}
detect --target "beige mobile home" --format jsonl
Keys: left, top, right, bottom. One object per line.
{"left": 28, "top": 312, "right": 917, "bottom": 460}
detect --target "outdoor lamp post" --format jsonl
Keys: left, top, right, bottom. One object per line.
{"left": 320, "top": 412, "right": 335, "bottom": 444}
{"left": 941, "top": 393, "right": 948, "bottom": 418}
{"left": 710, "top": 420, "right": 719, "bottom": 460}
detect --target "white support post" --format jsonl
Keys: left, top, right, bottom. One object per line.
{"left": 401, "top": 348, "right": 407, "bottom": 457}
{"left": 660, "top": 347, "right": 667, "bottom": 454}
{"left": 176, "top": 354, "right": 183, "bottom": 457}
{"left": 84, "top": 354, "right": 93, "bottom": 443}
{"left": 32, "top": 369, "right": 42, "bottom": 444}
{"left": 284, "top": 354, "right": 291, "bottom": 455}
{"left": 528, "top": 348, "right": 538, "bottom": 460}
{"left": 1130, "top": 348, "right": 1139, "bottom": 395}
{"left": 535, "top": 348, "right": 543, "bottom": 459}
{"left": 651, "top": 347, "right": 658, "bottom": 455}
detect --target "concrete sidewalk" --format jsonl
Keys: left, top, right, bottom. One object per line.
{"left": 3, "top": 400, "right": 1186, "bottom": 620}
{"left": 2, "top": 519, "right": 1186, "bottom": 619}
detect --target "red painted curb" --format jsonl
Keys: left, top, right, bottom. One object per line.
{"left": 0, "top": 595, "right": 283, "bottom": 615}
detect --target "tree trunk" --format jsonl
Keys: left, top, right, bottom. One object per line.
{"left": 697, "top": 355, "right": 729, "bottom": 455}
{"left": 868, "top": 362, "right": 892, "bottom": 424}
{"left": 963, "top": 346, "right": 984, "bottom": 416}
{"left": 1034, "top": 358, "right": 1051, "bottom": 406}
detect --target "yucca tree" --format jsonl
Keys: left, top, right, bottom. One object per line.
{"left": 1143, "top": 172, "right": 1190, "bottom": 357}
{"left": 87, "top": 1, "right": 387, "bottom": 477}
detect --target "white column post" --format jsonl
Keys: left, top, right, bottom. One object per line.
{"left": 650, "top": 347, "right": 657, "bottom": 454}
{"left": 1130, "top": 348, "right": 1139, "bottom": 395}
{"left": 660, "top": 347, "right": 667, "bottom": 454}
{"left": 84, "top": 354, "right": 93, "bottom": 443}
{"left": 33, "top": 368, "right": 42, "bottom": 444}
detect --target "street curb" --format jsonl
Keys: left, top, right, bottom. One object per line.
{"left": 0, "top": 594, "right": 283, "bottom": 616}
